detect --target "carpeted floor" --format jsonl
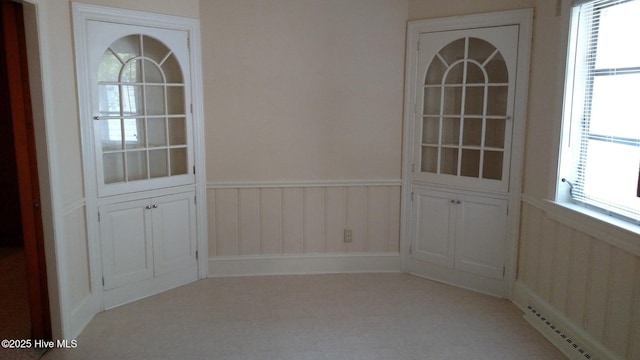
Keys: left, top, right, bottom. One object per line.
{"left": 43, "top": 273, "right": 567, "bottom": 360}
{"left": 0, "top": 247, "right": 45, "bottom": 360}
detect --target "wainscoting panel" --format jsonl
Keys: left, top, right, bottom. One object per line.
{"left": 515, "top": 198, "right": 640, "bottom": 360}
{"left": 208, "top": 182, "right": 401, "bottom": 258}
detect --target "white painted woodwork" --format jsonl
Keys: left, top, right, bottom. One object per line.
{"left": 411, "top": 188, "right": 507, "bottom": 281}
{"left": 454, "top": 194, "right": 507, "bottom": 279}
{"left": 209, "top": 183, "right": 401, "bottom": 257}
{"left": 99, "top": 192, "right": 196, "bottom": 292}
{"left": 73, "top": 4, "right": 208, "bottom": 311}
{"left": 99, "top": 199, "right": 153, "bottom": 290}
{"left": 515, "top": 198, "right": 640, "bottom": 360}
{"left": 401, "top": 10, "right": 532, "bottom": 297}
{"left": 152, "top": 192, "right": 197, "bottom": 276}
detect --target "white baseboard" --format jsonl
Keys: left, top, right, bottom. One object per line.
{"left": 512, "top": 281, "right": 622, "bottom": 360}
{"left": 208, "top": 253, "right": 402, "bottom": 277}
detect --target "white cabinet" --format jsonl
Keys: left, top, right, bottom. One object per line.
{"left": 411, "top": 189, "right": 507, "bottom": 281}
{"left": 402, "top": 10, "right": 532, "bottom": 297}
{"left": 99, "top": 191, "right": 197, "bottom": 307}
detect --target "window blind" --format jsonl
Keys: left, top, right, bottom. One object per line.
{"left": 568, "top": 0, "right": 640, "bottom": 221}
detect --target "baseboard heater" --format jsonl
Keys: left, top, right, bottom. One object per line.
{"left": 525, "top": 306, "right": 593, "bottom": 360}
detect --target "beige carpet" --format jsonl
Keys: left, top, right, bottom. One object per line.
{"left": 43, "top": 273, "right": 566, "bottom": 360}
{"left": 0, "top": 247, "right": 44, "bottom": 360}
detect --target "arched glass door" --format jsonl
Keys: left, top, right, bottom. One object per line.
{"left": 415, "top": 26, "right": 518, "bottom": 192}
{"left": 96, "top": 34, "right": 189, "bottom": 192}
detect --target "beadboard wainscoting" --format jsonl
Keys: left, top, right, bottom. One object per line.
{"left": 207, "top": 181, "right": 402, "bottom": 276}
{"left": 513, "top": 196, "right": 640, "bottom": 360}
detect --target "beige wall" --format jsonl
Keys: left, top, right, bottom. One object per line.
{"left": 201, "top": 0, "right": 407, "bottom": 182}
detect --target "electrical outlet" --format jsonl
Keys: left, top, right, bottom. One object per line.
{"left": 344, "top": 229, "right": 353, "bottom": 243}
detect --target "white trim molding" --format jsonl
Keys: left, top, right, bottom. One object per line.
{"left": 209, "top": 253, "right": 401, "bottom": 277}
{"left": 208, "top": 179, "right": 402, "bottom": 189}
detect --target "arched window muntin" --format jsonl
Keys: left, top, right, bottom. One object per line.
{"left": 96, "top": 34, "right": 189, "bottom": 186}
{"left": 420, "top": 37, "right": 509, "bottom": 181}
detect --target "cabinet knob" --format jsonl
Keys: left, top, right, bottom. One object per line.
{"left": 456, "top": 200, "right": 461, "bottom": 204}
{"left": 145, "top": 205, "right": 152, "bottom": 210}
{"left": 152, "top": 204, "right": 158, "bottom": 208}
{"left": 450, "top": 200, "right": 455, "bottom": 203}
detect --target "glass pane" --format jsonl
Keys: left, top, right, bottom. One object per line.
{"left": 485, "top": 52, "right": 508, "bottom": 83}
{"left": 445, "top": 63, "right": 464, "bottom": 84}
{"left": 170, "top": 148, "right": 188, "bottom": 175}
{"left": 487, "top": 86, "right": 508, "bottom": 115}
{"left": 583, "top": 140, "right": 640, "bottom": 210}
{"left": 123, "top": 118, "right": 146, "bottom": 149}
{"left": 590, "top": 73, "right": 640, "bottom": 137}
{"left": 443, "top": 87, "right": 462, "bottom": 115}
{"left": 595, "top": 1, "right": 640, "bottom": 69}
{"left": 126, "top": 151, "right": 148, "bottom": 181}
{"left": 168, "top": 118, "right": 187, "bottom": 146}
{"left": 100, "top": 119, "right": 124, "bottom": 151}
{"left": 162, "top": 54, "right": 183, "bottom": 83}
{"left": 423, "top": 87, "right": 441, "bottom": 115}
{"left": 462, "top": 118, "right": 482, "bottom": 147}
{"left": 441, "top": 117, "right": 460, "bottom": 146}
{"left": 148, "top": 117, "right": 167, "bottom": 147}
{"left": 144, "top": 59, "right": 164, "bottom": 83}
{"left": 121, "top": 59, "right": 142, "bottom": 83}
{"left": 145, "top": 85, "right": 166, "bottom": 116}
{"left": 485, "top": 118, "right": 506, "bottom": 148}
{"left": 166, "top": 86, "right": 185, "bottom": 114}
{"left": 98, "top": 84, "right": 120, "bottom": 116}
{"left": 420, "top": 146, "right": 438, "bottom": 173}
{"left": 422, "top": 117, "right": 439, "bottom": 144}
{"left": 142, "top": 36, "right": 170, "bottom": 63}
{"left": 464, "top": 86, "right": 485, "bottom": 115}
{"left": 149, "top": 149, "right": 168, "bottom": 178}
{"left": 425, "top": 57, "right": 446, "bottom": 85}
{"left": 440, "top": 148, "right": 459, "bottom": 175}
{"left": 483, "top": 151, "right": 503, "bottom": 180}
{"left": 461, "top": 149, "right": 480, "bottom": 177}
{"left": 468, "top": 38, "right": 496, "bottom": 64}
{"left": 98, "top": 49, "right": 122, "bottom": 82}
{"left": 439, "top": 38, "right": 465, "bottom": 66}
{"left": 110, "top": 35, "right": 140, "bottom": 63}
{"left": 121, "top": 85, "right": 144, "bottom": 116}
{"left": 466, "top": 63, "right": 485, "bottom": 84}
{"left": 103, "top": 153, "right": 124, "bottom": 184}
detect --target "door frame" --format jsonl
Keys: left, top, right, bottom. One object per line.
{"left": 72, "top": 3, "right": 208, "bottom": 311}
{"left": 1, "top": 0, "right": 51, "bottom": 340}
{"left": 400, "top": 9, "right": 533, "bottom": 298}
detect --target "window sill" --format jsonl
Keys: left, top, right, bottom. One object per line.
{"left": 521, "top": 195, "right": 640, "bottom": 257}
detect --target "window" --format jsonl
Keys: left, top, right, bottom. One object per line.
{"left": 559, "top": 0, "right": 640, "bottom": 223}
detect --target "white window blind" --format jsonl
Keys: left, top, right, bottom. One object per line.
{"left": 564, "top": 0, "right": 640, "bottom": 222}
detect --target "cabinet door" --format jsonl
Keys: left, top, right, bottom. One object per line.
{"left": 100, "top": 199, "right": 153, "bottom": 290}
{"left": 454, "top": 194, "right": 507, "bottom": 279}
{"left": 151, "top": 192, "right": 197, "bottom": 276}
{"left": 411, "top": 189, "right": 455, "bottom": 267}
{"left": 415, "top": 25, "right": 518, "bottom": 192}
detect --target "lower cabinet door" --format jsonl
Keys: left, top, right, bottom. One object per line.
{"left": 411, "top": 189, "right": 455, "bottom": 267}
{"left": 151, "top": 192, "right": 197, "bottom": 276}
{"left": 100, "top": 199, "right": 153, "bottom": 290}
{"left": 454, "top": 194, "right": 507, "bottom": 280}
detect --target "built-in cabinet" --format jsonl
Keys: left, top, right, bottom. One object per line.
{"left": 74, "top": 5, "right": 205, "bottom": 310}
{"left": 411, "top": 188, "right": 507, "bottom": 280}
{"left": 402, "top": 10, "right": 532, "bottom": 297}
{"left": 99, "top": 191, "right": 196, "bottom": 291}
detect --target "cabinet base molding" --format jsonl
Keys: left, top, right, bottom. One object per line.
{"left": 409, "top": 258, "right": 506, "bottom": 298}
{"left": 103, "top": 265, "right": 198, "bottom": 310}
{"left": 208, "top": 253, "right": 401, "bottom": 277}
{"left": 512, "top": 282, "right": 622, "bottom": 360}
